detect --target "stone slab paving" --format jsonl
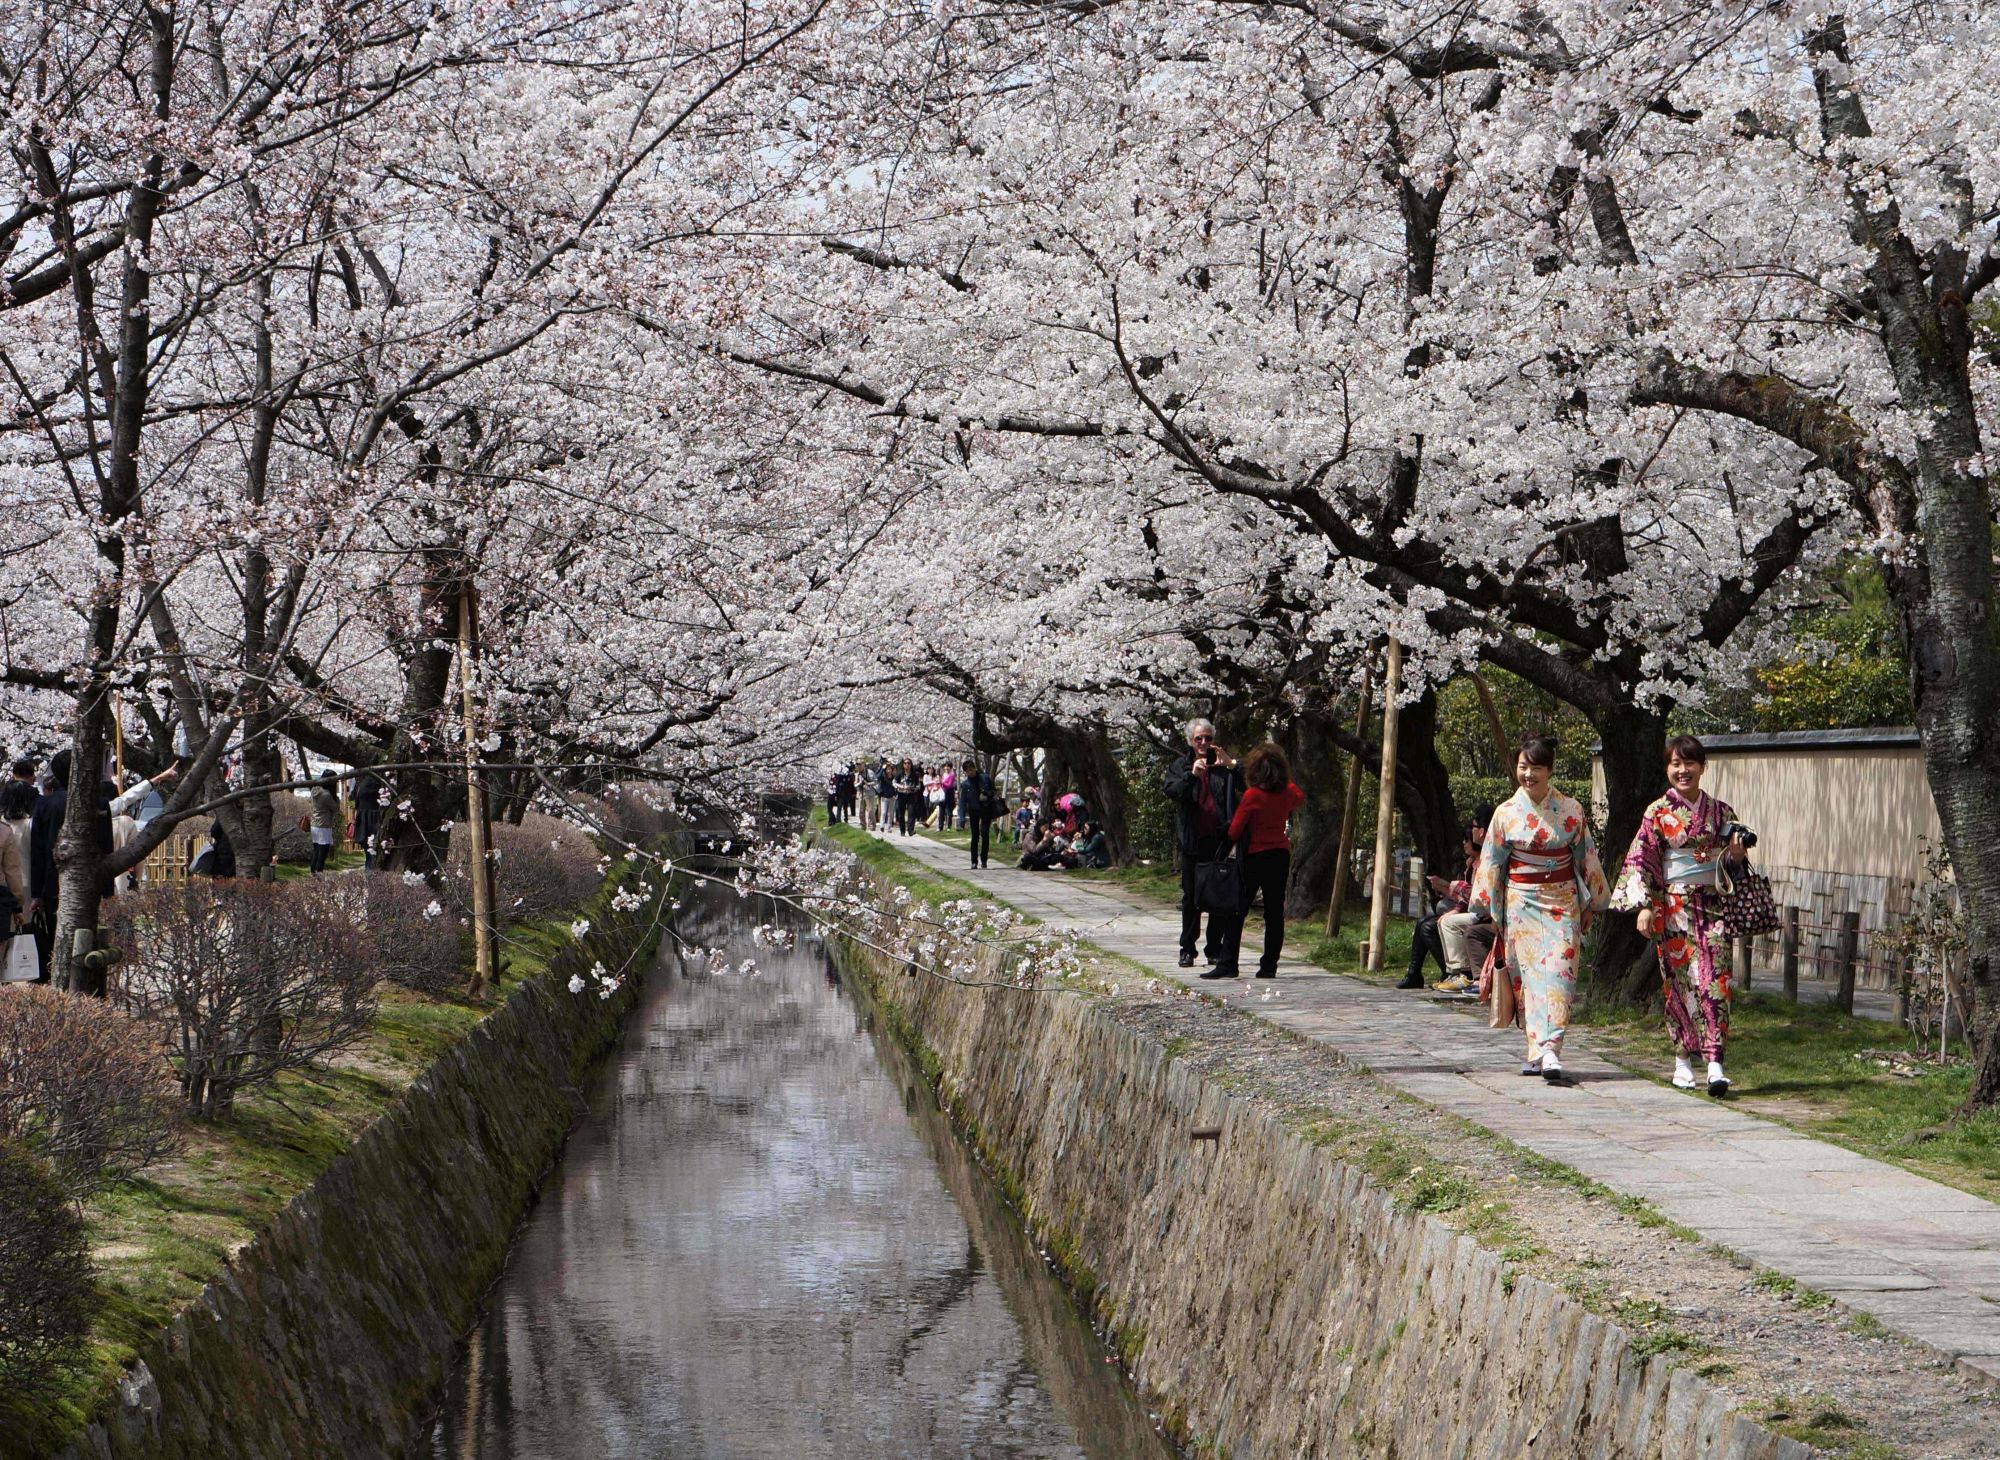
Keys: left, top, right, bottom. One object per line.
{"left": 879, "top": 829, "right": 2000, "bottom": 1388}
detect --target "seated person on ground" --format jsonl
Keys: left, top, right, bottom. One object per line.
{"left": 1019, "top": 821, "right": 1072, "bottom": 871}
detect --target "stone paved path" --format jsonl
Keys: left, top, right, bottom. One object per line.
{"left": 879, "top": 828, "right": 2000, "bottom": 1388}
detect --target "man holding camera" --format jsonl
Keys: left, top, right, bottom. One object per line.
{"left": 1163, "top": 718, "right": 1242, "bottom": 970}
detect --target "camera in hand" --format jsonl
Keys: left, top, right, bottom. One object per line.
{"left": 1719, "top": 821, "right": 1757, "bottom": 849}
{"left": 1204, "top": 748, "right": 1217, "bottom": 766}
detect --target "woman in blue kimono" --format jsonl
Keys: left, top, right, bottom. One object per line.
{"left": 1470, "top": 734, "right": 1609, "bottom": 1084}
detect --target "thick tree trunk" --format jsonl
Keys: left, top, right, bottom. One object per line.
{"left": 1323, "top": 686, "right": 1459, "bottom": 889}
{"left": 380, "top": 575, "right": 463, "bottom": 881}
{"left": 1590, "top": 703, "right": 1668, "bottom": 1004}
{"left": 1390, "top": 690, "right": 1460, "bottom": 879}
{"left": 1281, "top": 710, "right": 1347, "bottom": 919}
{"left": 1053, "top": 725, "right": 1130, "bottom": 866}
{"left": 53, "top": 673, "right": 112, "bottom": 993}
{"left": 1894, "top": 438, "right": 2000, "bottom": 1111}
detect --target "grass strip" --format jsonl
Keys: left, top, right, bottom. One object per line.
{"left": 2, "top": 855, "right": 653, "bottom": 1456}
{"left": 1574, "top": 992, "right": 2000, "bottom": 1204}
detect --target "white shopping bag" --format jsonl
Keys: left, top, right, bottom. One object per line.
{"left": 2, "top": 932, "right": 38, "bottom": 983}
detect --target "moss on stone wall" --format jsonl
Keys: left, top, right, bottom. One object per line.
{"left": 29, "top": 856, "right": 668, "bottom": 1460}
{"left": 829, "top": 871, "right": 1816, "bottom": 1460}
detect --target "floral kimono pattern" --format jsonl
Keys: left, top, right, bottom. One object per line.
{"left": 1611, "top": 789, "right": 1737, "bottom": 1062}
{"left": 1471, "top": 788, "right": 1609, "bottom": 1059}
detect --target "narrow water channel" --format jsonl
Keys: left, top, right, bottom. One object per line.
{"left": 427, "top": 884, "right": 1176, "bottom": 1459}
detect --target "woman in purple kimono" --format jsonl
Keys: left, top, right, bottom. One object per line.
{"left": 1470, "top": 734, "right": 1609, "bottom": 1085}
{"left": 1610, "top": 735, "right": 1748, "bottom": 1097}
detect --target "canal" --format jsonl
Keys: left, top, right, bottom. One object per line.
{"left": 427, "top": 884, "right": 1176, "bottom": 1459}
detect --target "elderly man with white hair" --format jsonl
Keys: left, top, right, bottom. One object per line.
{"left": 1162, "top": 717, "right": 1243, "bottom": 970}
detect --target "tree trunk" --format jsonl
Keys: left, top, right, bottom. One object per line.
{"left": 1390, "top": 690, "right": 1460, "bottom": 879}
{"left": 52, "top": 602, "right": 117, "bottom": 991}
{"left": 380, "top": 575, "right": 462, "bottom": 881}
{"left": 1281, "top": 710, "right": 1347, "bottom": 918}
{"left": 1323, "top": 685, "right": 1459, "bottom": 884}
{"left": 1892, "top": 432, "right": 2000, "bottom": 1112}
{"left": 1590, "top": 703, "right": 1668, "bottom": 1004}
{"left": 1053, "top": 725, "right": 1130, "bottom": 866}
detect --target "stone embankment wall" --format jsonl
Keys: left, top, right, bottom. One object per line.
{"left": 56, "top": 864, "right": 668, "bottom": 1460}
{"left": 836, "top": 927, "right": 1812, "bottom": 1459}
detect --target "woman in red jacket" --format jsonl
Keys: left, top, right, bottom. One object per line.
{"left": 1203, "top": 742, "right": 1305, "bottom": 980}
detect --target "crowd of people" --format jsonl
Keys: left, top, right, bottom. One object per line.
{"left": 0, "top": 751, "right": 399, "bottom": 987}
{"left": 824, "top": 758, "right": 1112, "bottom": 873}
{"left": 1160, "top": 718, "right": 1751, "bottom": 1096}
{"left": 839, "top": 718, "right": 1754, "bottom": 1097}
{"left": 0, "top": 751, "right": 189, "bottom": 985}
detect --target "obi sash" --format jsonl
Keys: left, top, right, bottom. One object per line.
{"left": 1664, "top": 845, "right": 1720, "bottom": 888}
{"left": 1509, "top": 849, "right": 1575, "bottom": 886}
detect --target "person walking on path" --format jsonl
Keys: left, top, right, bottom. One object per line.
{"left": 874, "top": 760, "right": 897, "bottom": 833}
{"left": 1202, "top": 742, "right": 1303, "bottom": 981}
{"left": 1470, "top": 735, "right": 1608, "bottom": 1084}
{"left": 308, "top": 773, "right": 343, "bottom": 875}
{"left": 27, "top": 750, "right": 99, "bottom": 983}
{"left": 1610, "top": 736, "right": 1748, "bottom": 1097}
{"left": 893, "top": 760, "right": 922, "bottom": 836}
{"left": 858, "top": 762, "right": 879, "bottom": 832}
{"left": 1163, "top": 718, "right": 1242, "bottom": 971}
{"left": 939, "top": 766, "right": 957, "bottom": 834}
{"left": 958, "top": 759, "right": 997, "bottom": 869}
{"left": 0, "top": 780, "right": 32, "bottom": 850}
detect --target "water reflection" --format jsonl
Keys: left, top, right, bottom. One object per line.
{"left": 428, "top": 887, "right": 1174, "bottom": 1459}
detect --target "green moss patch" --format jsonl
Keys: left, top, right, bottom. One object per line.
{"left": 2, "top": 855, "right": 661, "bottom": 1457}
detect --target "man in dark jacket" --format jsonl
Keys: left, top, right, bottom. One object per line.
{"left": 958, "top": 759, "right": 997, "bottom": 869}
{"left": 1162, "top": 718, "right": 1242, "bottom": 969}
{"left": 351, "top": 768, "right": 388, "bottom": 870}
{"left": 28, "top": 750, "right": 114, "bottom": 983}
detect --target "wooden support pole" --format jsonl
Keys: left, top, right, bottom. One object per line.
{"left": 1781, "top": 905, "right": 1799, "bottom": 1002}
{"left": 1366, "top": 640, "right": 1403, "bottom": 973}
{"left": 1325, "top": 666, "right": 1373, "bottom": 938}
{"left": 1733, "top": 935, "right": 1752, "bottom": 994}
{"left": 1835, "top": 909, "right": 1860, "bottom": 1015}
{"left": 458, "top": 587, "right": 496, "bottom": 999}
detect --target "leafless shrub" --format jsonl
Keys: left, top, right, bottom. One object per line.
{"left": 0, "top": 987, "right": 180, "bottom": 1197}
{"left": 109, "top": 881, "right": 377, "bottom": 1118}
{"left": 0, "top": 1142, "right": 97, "bottom": 1386}
{"left": 450, "top": 812, "right": 602, "bottom": 923}
{"left": 575, "top": 784, "right": 674, "bottom": 847}
{"left": 303, "top": 875, "right": 469, "bottom": 995}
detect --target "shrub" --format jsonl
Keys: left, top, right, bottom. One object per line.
{"left": 0, "top": 1142, "right": 98, "bottom": 1386}
{"left": 581, "top": 785, "right": 673, "bottom": 847}
{"left": 0, "top": 987, "right": 180, "bottom": 1197}
{"left": 303, "top": 874, "right": 470, "bottom": 995}
{"left": 450, "top": 811, "right": 602, "bottom": 923}
{"left": 109, "top": 881, "right": 377, "bottom": 1118}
